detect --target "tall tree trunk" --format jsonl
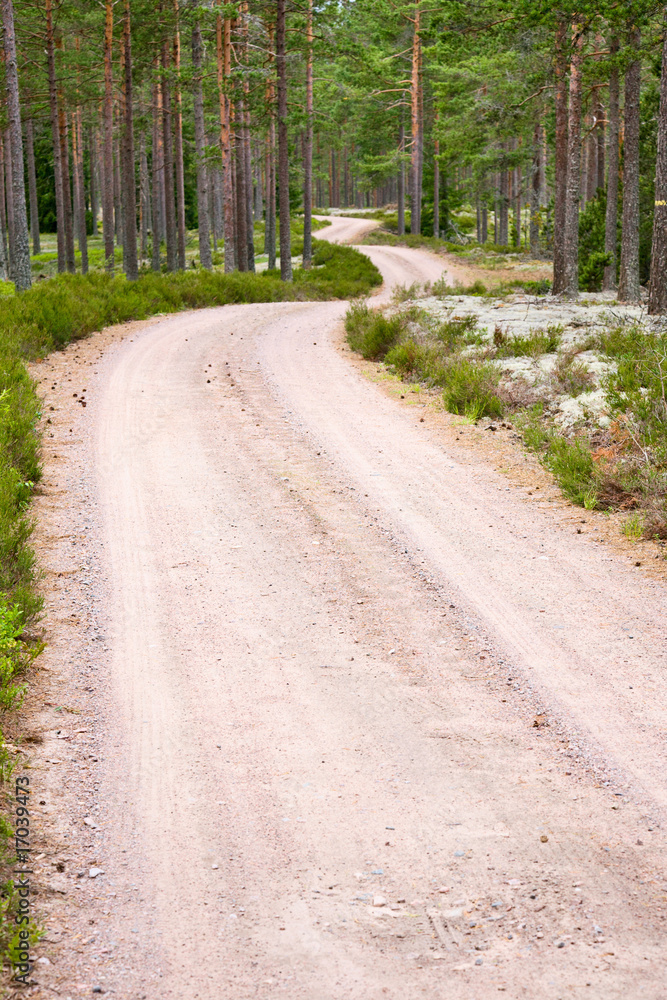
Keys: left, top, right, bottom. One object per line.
{"left": 618, "top": 26, "right": 641, "bottom": 302}
{"left": 563, "top": 27, "right": 584, "bottom": 298}
{"left": 57, "top": 83, "right": 75, "bottom": 273}
{"left": 73, "top": 109, "right": 88, "bottom": 273}
{"left": 603, "top": 36, "right": 620, "bottom": 291}
{"left": 140, "top": 132, "right": 150, "bottom": 263}
{"left": 45, "top": 0, "right": 65, "bottom": 272}
{"left": 433, "top": 137, "right": 439, "bottom": 238}
{"left": 161, "top": 39, "right": 177, "bottom": 272}
{"left": 89, "top": 128, "right": 99, "bottom": 235}
{"left": 234, "top": 103, "right": 248, "bottom": 271}
{"left": 649, "top": 13, "right": 667, "bottom": 314}
{"left": 103, "top": 0, "right": 114, "bottom": 271}
{"left": 499, "top": 161, "right": 509, "bottom": 245}
{"left": 530, "top": 121, "right": 541, "bottom": 253}
{"left": 0, "top": 136, "right": 8, "bottom": 276}
{"left": 410, "top": 4, "right": 421, "bottom": 234}
{"left": 303, "top": 0, "right": 313, "bottom": 267}
{"left": 276, "top": 0, "right": 291, "bottom": 280}
{"left": 24, "top": 118, "right": 40, "bottom": 255}
{"left": 397, "top": 123, "right": 405, "bottom": 235}
{"left": 4, "top": 130, "right": 14, "bottom": 278}
{"left": 121, "top": 0, "right": 138, "bottom": 280}
{"left": 217, "top": 10, "right": 235, "bottom": 272}
{"left": 173, "top": 2, "right": 186, "bottom": 271}
{"left": 552, "top": 18, "right": 569, "bottom": 293}
{"left": 586, "top": 120, "right": 598, "bottom": 201}
{"left": 192, "top": 18, "right": 212, "bottom": 270}
{"left": 514, "top": 164, "right": 521, "bottom": 247}
{"left": 151, "top": 70, "right": 162, "bottom": 271}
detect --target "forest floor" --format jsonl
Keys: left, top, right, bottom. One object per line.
{"left": 12, "top": 216, "right": 667, "bottom": 1000}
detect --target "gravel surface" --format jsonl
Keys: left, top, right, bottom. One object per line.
{"left": 17, "top": 218, "right": 667, "bottom": 999}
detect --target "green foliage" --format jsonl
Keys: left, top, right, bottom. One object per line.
{"left": 494, "top": 325, "right": 562, "bottom": 358}
{"left": 440, "top": 357, "right": 503, "bottom": 418}
{"left": 345, "top": 302, "right": 403, "bottom": 359}
{"left": 577, "top": 190, "right": 611, "bottom": 291}
{"left": 542, "top": 436, "right": 598, "bottom": 508}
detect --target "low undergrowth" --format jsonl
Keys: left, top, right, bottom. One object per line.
{"left": 346, "top": 293, "right": 667, "bottom": 542}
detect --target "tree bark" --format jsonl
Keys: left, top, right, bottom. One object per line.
{"left": 151, "top": 70, "right": 162, "bottom": 271}
{"left": 649, "top": 13, "right": 667, "bottom": 313}
{"left": 45, "top": 0, "right": 65, "bottom": 272}
{"left": 140, "top": 132, "right": 150, "bottom": 263}
{"left": 499, "top": 160, "right": 509, "bottom": 245}
{"left": 89, "top": 128, "right": 99, "bottom": 235}
{"left": 603, "top": 36, "right": 619, "bottom": 291}
{"left": 57, "top": 79, "right": 75, "bottom": 273}
{"left": 4, "top": 130, "right": 14, "bottom": 278}
{"left": 563, "top": 26, "right": 584, "bottom": 298}
{"left": 618, "top": 26, "right": 641, "bottom": 302}
{"left": 397, "top": 123, "right": 405, "bottom": 235}
{"left": 24, "top": 119, "right": 40, "bottom": 255}
{"left": 121, "top": 0, "right": 138, "bottom": 280}
{"left": 410, "top": 4, "right": 421, "bottom": 234}
{"left": 433, "top": 138, "right": 439, "bottom": 238}
{"left": 73, "top": 109, "right": 88, "bottom": 273}
{"left": 552, "top": 19, "right": 569, "bottom": 293}
{"left": 103, "top": 0, "right": 115, "bottom": 271}
{"left": 192, "top": 18, "right": 212, "bottom": 269}
{"left": 172, "top": 2, "right": 186, "bottom": 270}
{"left": 161, "top": 39, "right": 177, "bottom": 272}
{"left": 303, "top": 0, "right": 313, "bottom": 267}
{"left": 234, "top": 101, "right": 249, "bottom": 271}
{"left": 276, "top": 0, "right": 292, "bottom": 280}
{"left": 0, "top": 136, "right": 8, "bottom": 277}
{"left": 217, "top": 10, "right": 235, "bottom": 271}
{"left": 530, "top": 121, "right": 541, "bottom": 253}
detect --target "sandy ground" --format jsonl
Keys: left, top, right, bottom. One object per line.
{"left": 15, "top": 218, "right": 667, "bottom": 1000}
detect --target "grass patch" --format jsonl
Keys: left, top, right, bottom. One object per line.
{"left": 494, "top": 325, "right": 562, "bottom": 358}
{"left": 440, "top": 357, "right": 503, "bottom": 419}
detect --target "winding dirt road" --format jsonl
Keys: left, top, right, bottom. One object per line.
{"left": 28, "top": 218, "right": 667, "bottom": 999}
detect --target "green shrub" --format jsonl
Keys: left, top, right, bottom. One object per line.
{"left": 441, "top": 357, "right": 503, "bottom": 418}
{"left": 495, "top": 325, "right": 562, "bottom": 358}
{"left": 385, "top": 339, "right": 420, "bottom": 375}
{"left": 542, "top": 435, "right": 598, "bottom": 507}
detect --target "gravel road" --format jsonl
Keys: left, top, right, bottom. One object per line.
{"left": 25, "top": 218, "right": 667, "bottom": 999}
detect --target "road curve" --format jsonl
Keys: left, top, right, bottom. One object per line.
{"left": 86, "top": 216, "right": 666, "bottom": 998}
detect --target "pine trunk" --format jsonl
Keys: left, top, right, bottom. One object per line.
{"left": 397, "top": 124, "right": 405, "bottom": 236}
{"left": 563, "top": 27, "right": 584, "bottom": 298}
{"left": 140, "top": 133, "right": 150, "bottom": 263}
{"left": 151, "top": 71, "right": 162, "bottom": 271}
{"left": 103, "top": 0, "right": 114, "bottom": 271}
{"left": 0, "top": 137, "right": 8, "bottom": 277}
{"left": 276, "top": 0, "right": 292, "bottom": 280}
{"left": 649, "top": 13, "right": 667, "bottom": 313}
{"left": 552, "top": 19, "right": 569, "bottom": 293}
{"left": 603, "top": 37, "right": 619, "bottom": 291}
{"left": 530, "top": 121, "right": 540, "bottom": 253}
{"left": 161, "top": 40, "right": 177, "bottom": 272}
{"left": 218, "top": 11, "right": 235, "bottom": 272}
{"left": 57, "top": 87, "right": 75, "bottom": 273}
{"left": 303, "top": 0, "right": 313, "bottom": 267}
{"left": 618, "top": 26, "right": 641, "bottom": 302}
{"left": 234, "top": 104, "right": 248, "bottom": 271}
{"left": 89, "top": 128, "right": 99, "bottom": 235}
{"left": 410, "top": 5, "right": 421, "bottom": 234}
{"left": 243, "top": 92, "right": 255, "bottom": 270}
{"left": 4, "top": 131, "right": 14, "bottom": 279}
{"left": 499, "top": 164, "right": 508, "bottom": 245}
{"left": 73, "top": 109, "right": 88, "bottom": 273}
{"left": 120, "top": 1, "right": 137, "bottom": 280}
{"left": 46, "top": 0, "right": 65, "bottom": 272}
{"left": 433, "top": 138, "right": 439, "bottom": 238}
{"left": 192, "top": 19, "right": 212, "bottom": 270}
{"left": 24, "top": 119, "right": 40, "bottom": 255}
{"left": 172, "top": 5, "right": 187, "bottom": 271}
